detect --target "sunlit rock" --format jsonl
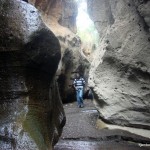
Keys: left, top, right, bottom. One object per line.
{"left": 0, "top": 0, "right": 65, "bottom": 149}
{"left": 87, "top": 0, "right": 150, "bottom": 129}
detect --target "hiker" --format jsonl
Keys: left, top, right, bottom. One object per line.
{"left": 73, "top": 73, "right": 85, "bottom": 108}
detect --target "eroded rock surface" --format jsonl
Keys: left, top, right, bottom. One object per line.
{"left": 29, "top": 0, "right": 77, "bottom": 33}
{"left": 87, "top": 0, "right": 150, "bottom": 128}
{"left": 29, "top": 0, "right": 90, "bottom": 103}
{"left": 0, "top": 0, "right": 65, "bottom": 149}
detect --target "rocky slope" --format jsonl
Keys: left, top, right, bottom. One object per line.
{"left": 0, "top": 0, "right": 65, "bottom": 149}
{"left": 87, "top": 0, "right": 150, "bottom": 129}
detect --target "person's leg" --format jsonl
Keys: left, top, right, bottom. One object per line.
{"left": 76, "top": 90, "right": 81, "bottom": 107}
{"left": 79, "top": 89, "right": 84, "bottom": 107}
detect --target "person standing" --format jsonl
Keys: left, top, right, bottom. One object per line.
{"left": 73, "top": 73, "right": 85, "bottom": 108}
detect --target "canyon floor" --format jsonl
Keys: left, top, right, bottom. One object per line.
{"left": 54, "top": 100, "right": 150, "bottom": 150}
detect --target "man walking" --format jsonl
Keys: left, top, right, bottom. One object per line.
{"left": 73, "top": 73, "right": 85, "bottom": 108}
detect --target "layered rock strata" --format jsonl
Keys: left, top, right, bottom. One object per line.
{"left": 87, "top": 0, "right": 150, "bottom": 129}
{"left": 0, "top": 0, "right": 65, "bottom": 149}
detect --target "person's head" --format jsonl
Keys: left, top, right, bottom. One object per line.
{"left": 76, "top": 73, "right": 80, "bottom": 79}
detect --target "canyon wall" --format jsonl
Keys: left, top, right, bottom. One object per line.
{"left": 87, "top": 0, "right": 150, "bottom": 129}
{"left": 0, "top": 0, "right": 65, "bottom": 149}
{"left": 29, "top": 0, "right": 90, "bottom": 103}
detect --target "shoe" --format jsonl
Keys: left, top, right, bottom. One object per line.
{"left": 78, "top": 105, "right": 81, "bottom": 108}
{"left": 80, "top": 104, "right": 84, "bottom": 108}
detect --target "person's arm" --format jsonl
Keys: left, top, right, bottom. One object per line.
{"left": 73, "top": 79, "right": 77, "bottom": 90}
{"left": 74, "top": 84, "right": 76, "bottom": 89}
{"left": 82, "top": 78, "right": 86, "bottom": 86}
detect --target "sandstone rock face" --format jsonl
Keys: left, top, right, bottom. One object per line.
{"left": 28, "top": 0, "right": 77, "bottom": 33}
{"left": 29, "top": 0, "right": 90, "bottom": 103}
{"left": 87, "top": 0, "right": 150, "bottom": 128}
{"left": 134, "top": 0, "right": 150, "bottom": 32}
{"left": 0, "top": 0, "right": 65, "bottom": 149}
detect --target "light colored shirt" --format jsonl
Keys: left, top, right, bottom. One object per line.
{"left": 73, "top": 77, "right": 85, "bottom": 89}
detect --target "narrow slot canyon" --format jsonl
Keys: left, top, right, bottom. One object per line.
{"left": 0, "top": 0, "right": 150, "bottom": 150}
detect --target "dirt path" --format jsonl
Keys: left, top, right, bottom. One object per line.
{"left": 54, "top": 100, "right": 150, "bottom": 150}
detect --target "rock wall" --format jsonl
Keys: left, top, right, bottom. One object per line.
{"left": 0, "top": 0, "right": 65, "bottom": 149}
{"left": 87, "top": 0, "right": 150, "bottom": 129}
{"left": 28, "top": 0, "right": 77, "bottom": 33}
{"left": 29, "top": 0, "right": 90, "bottom": 103}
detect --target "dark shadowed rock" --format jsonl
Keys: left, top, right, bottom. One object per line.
{"left": 0, "top": 0, "right": 65, "bottom": 149}
{"left": 22, "top": 0, "right": 28, "bottom": 2}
